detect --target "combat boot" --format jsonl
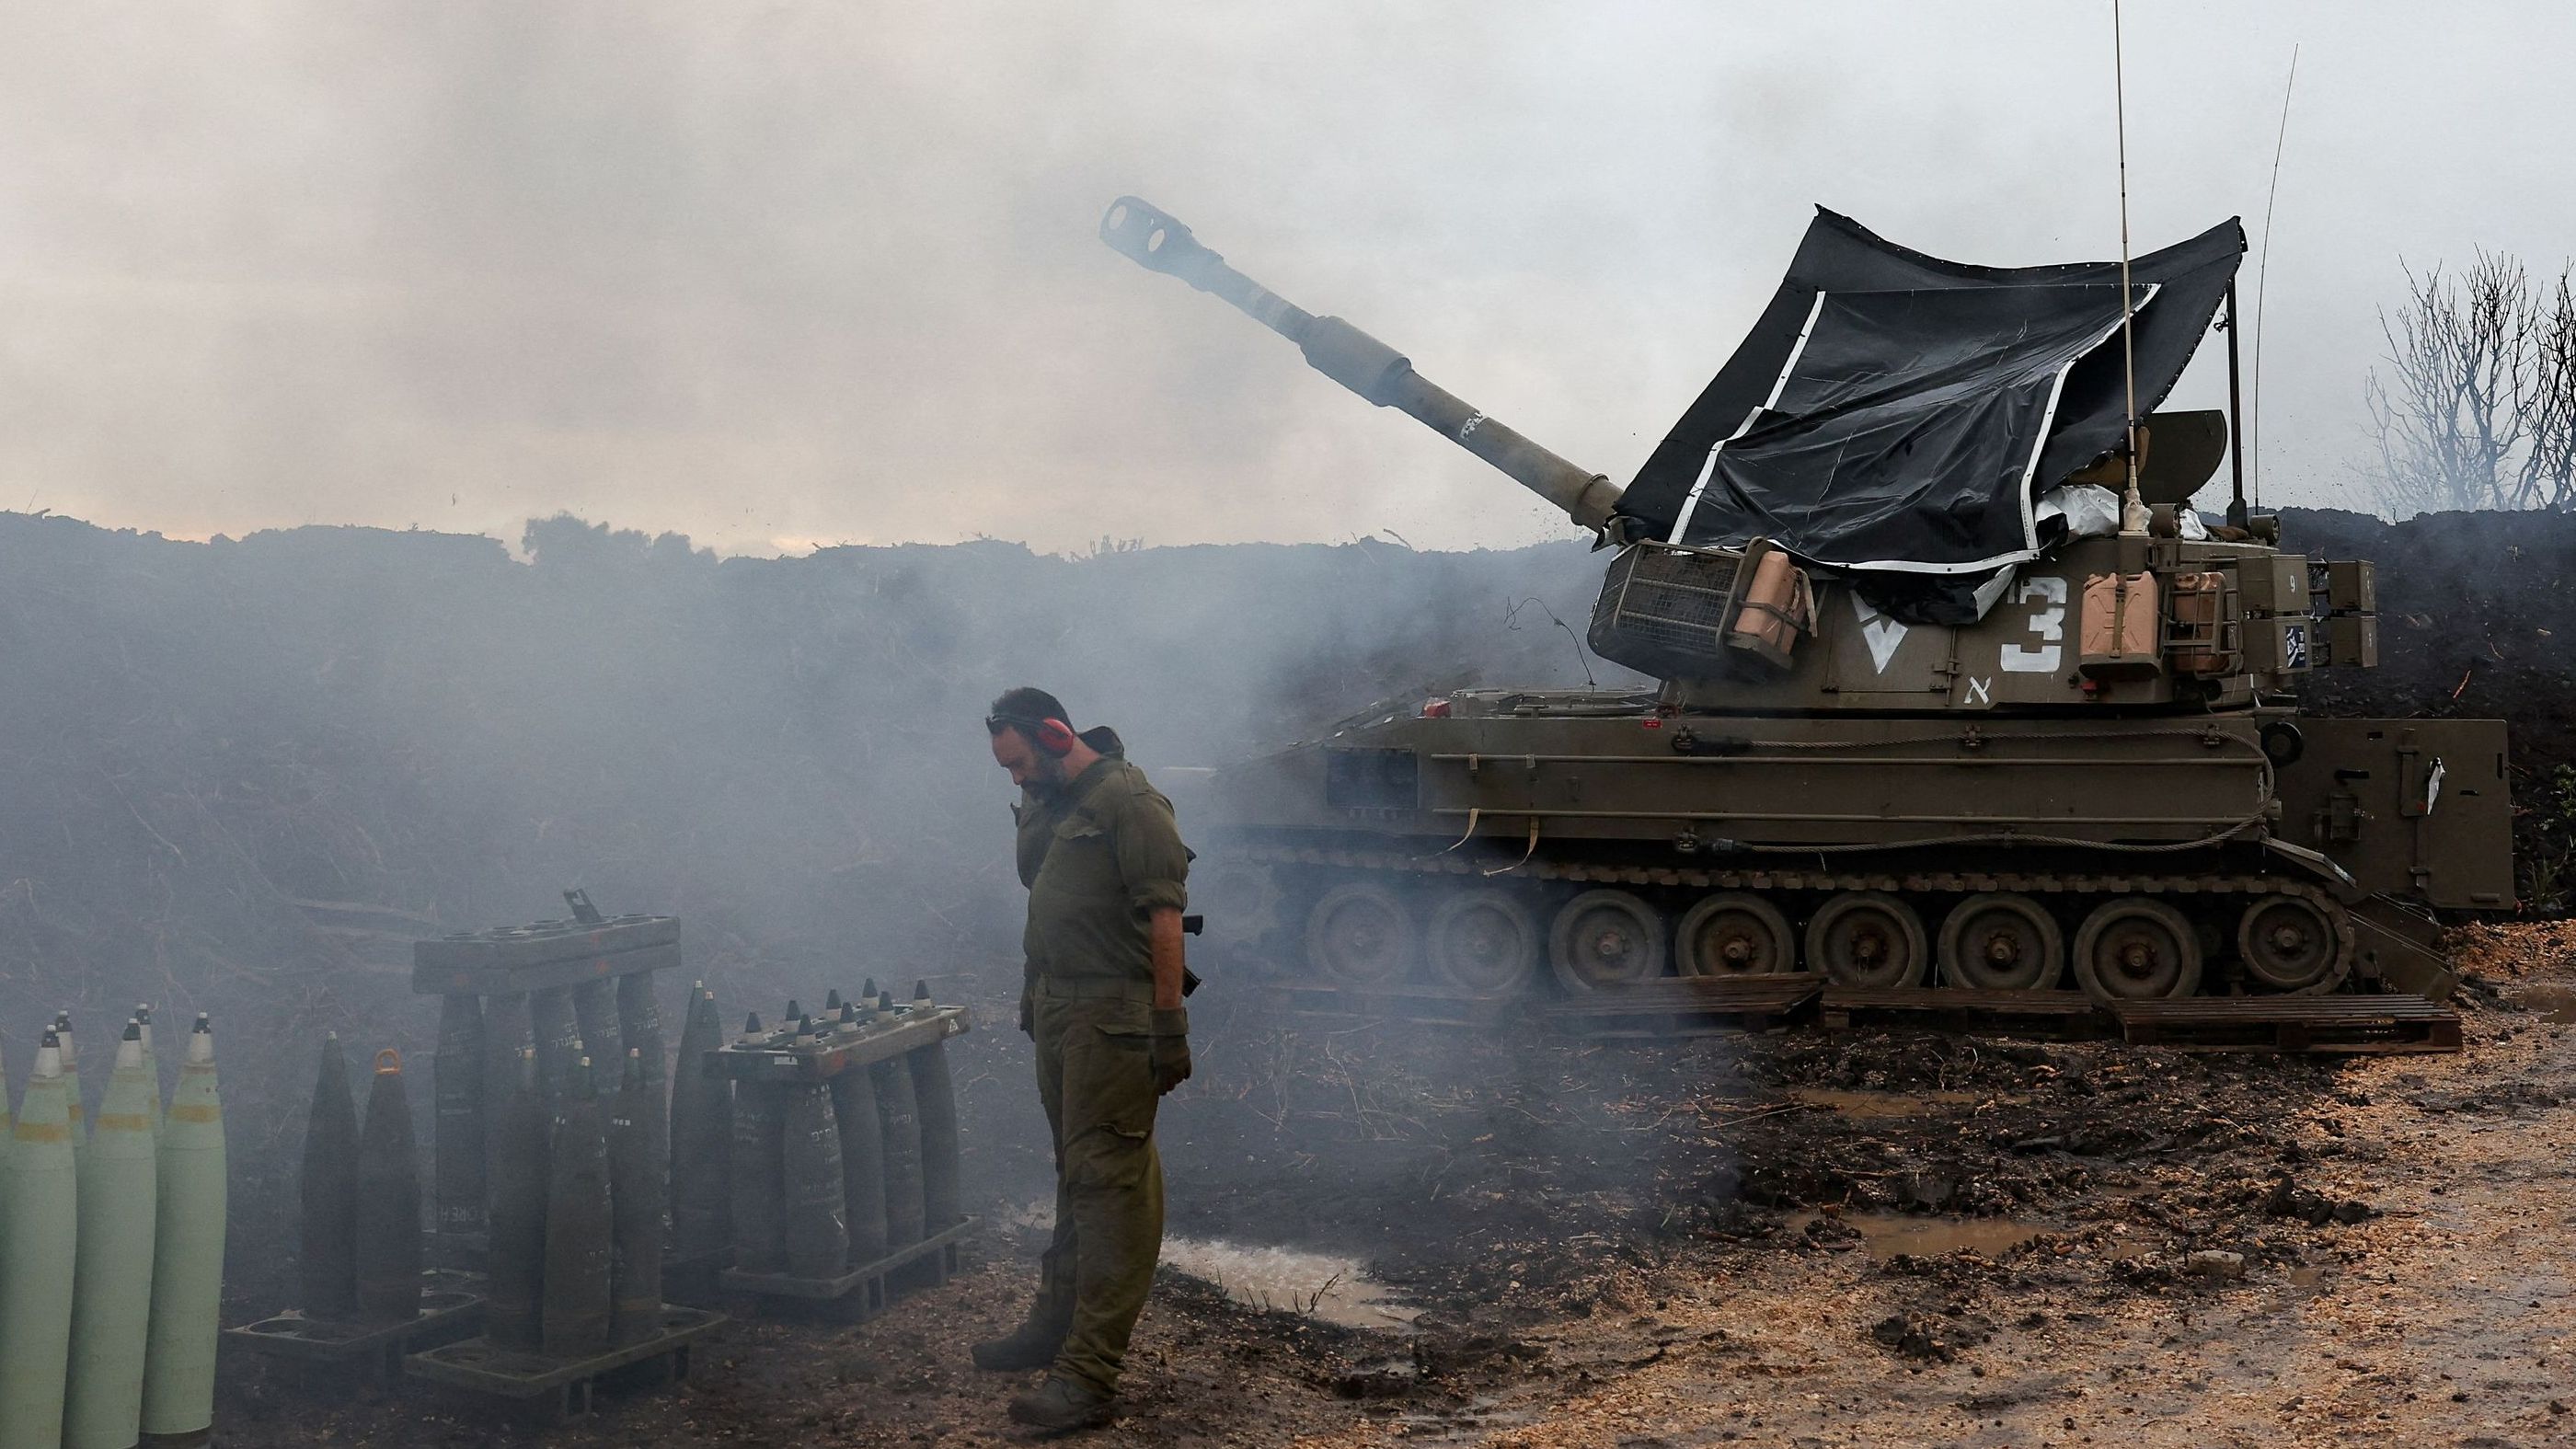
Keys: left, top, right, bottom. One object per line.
{"left": 1006, "top": 1375, "right": 1118, "bottom": 1434}
{"left": 971, "top": 1319, "right": 1066, "bottom": 1372}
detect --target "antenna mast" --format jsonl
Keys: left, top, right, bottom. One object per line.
{"left": 2251, "top": 44, "right": 2300, "bottom": 512}
{"left": 2113, "top": 0, "right": 2147, "bottom": 538}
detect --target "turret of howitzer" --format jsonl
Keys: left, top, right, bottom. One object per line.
{"left": 1100, "top": 197, "right": 1630, "bottom": 539}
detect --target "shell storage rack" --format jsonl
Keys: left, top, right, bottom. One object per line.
{"left": 710, "top": 988, "right": 977, "bottom": 1323}
{"left": 409, "top": 911, "right": 682, "bottom": 1271}
{"left": 396, "top": 909, "right": 724, "bottom": 1421}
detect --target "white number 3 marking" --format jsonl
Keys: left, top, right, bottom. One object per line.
{"left": 1999, "top": 575, "right": 2066, "bottom": 673}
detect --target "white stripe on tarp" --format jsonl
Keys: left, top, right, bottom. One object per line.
{"left": 1669, "top": 291, "right": 1830, "bottom": 545}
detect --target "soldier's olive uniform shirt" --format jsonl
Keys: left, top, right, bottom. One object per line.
{"left": 1015, "top": 754, "right": 1190, "bottom": 984}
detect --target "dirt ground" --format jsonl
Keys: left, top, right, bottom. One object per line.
{"left": 219, "top": 922, "right": 2576, "bottom": 1447}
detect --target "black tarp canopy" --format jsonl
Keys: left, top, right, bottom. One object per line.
{"left": 1618, "top": 209, "right": 2244, "bottom": 603}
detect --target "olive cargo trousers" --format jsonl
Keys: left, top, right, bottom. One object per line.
{"left": 1027, "top": 975, "right": 1165, "bottom": 1393}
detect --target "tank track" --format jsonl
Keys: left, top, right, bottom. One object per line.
{"left": 1226, "top": 841, "right": 2362, "bottom": 1002}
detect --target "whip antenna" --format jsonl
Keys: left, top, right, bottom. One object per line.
{"left": 2250, "top": 44, "right": 2300, "bottom": 512}
{"left": 2113, "top": 0, "right": 2148, "bottom": 537}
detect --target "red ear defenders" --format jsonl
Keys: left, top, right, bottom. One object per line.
{"left": 988, "top": 713, "right": 1078, "bottom": 756}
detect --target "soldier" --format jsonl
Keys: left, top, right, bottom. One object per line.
{"left": 974, "top": 686, "right": 1192, "bottom": 1433}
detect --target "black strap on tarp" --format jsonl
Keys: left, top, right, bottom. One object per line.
{"left": 1616, "top": 209, "right": 2243, "bottom": 609}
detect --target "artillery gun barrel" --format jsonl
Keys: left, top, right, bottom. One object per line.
{"left": 1100, "top": 197, "right": 1626, "bottom": 535}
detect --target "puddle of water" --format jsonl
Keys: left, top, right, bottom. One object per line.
{"left": 2519, "top": 983, "right": 2576, "bottom": 1023}
{"left": 996, "top": 1200, "right": 1055, "bottom": 1233}
{"left": 1789, "top": 1211, "right": 2053, "bottom": 1260}
{"left": 1788, "top": 1087, "right": 2006, "bottom": 1119}
{"left": 1003, "top": 1202, "right": 1414, "bottom": 1330}
{"left": 1158, "top": 1237, "right": 1419, "bottom": 1331}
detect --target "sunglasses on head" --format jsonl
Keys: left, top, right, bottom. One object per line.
{"left": 987, "top": 713, "right": 1077, "bottom": 755}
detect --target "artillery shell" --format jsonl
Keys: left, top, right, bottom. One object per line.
{"left": 908, "top": 1037, "right": 964, "bottom": 1233}
{"left": 139, "top": 1015, "right": 225, "bottom": 1444}
{"left": 780, "top": 1082, "right": 847, "bottom": 1279}
{"left": 136, "top": 1004, "right": 163, "bottom": 1143}
{"left": 571, "top": 979, "right": 624, "bottom": 1087}
{"left": 433, "top": 994, "right": 488, "bottom": 1239}
{"left": 613, "top": 973, "right": 667, "bottom": 1171}
{"left": 542, "top": 1057, "right": 614, "bottom": 1359}
{"left": 0, "top": 1034, "right": 78, "bottom": 1449}
{"left": 607, "top": 1049, "right": 665, "bottom": 1344}
{"left": 667, "top": 986, "right": 730, "bottom": 1261}
{"left": 484, "top": 1048, "right": 546, "bottom": 1351}
{"left": 480, "top": 994, "right": 530, "bottom": 1216}
{"left": 530, "top": 988, "right": 581, "bottom": 1108}
{"left": 868, "top": 1055, "right": 926, "bottom": 1250}
{"left": 64, "top": 1024, "right": 159, "bottom": 1449}
{"left": 57, "top": 1011, "right": 86, "bottom": 1168}
{"left": 354, "top": 1049, "right": 424, "bottom": 1324}
{"left": 727, "top": 1080, "right": 788, "bottom": 1273}
{"left": 828, "top": 1066, "right": 889, "bottom": 1267}
{"left": 299, "top": 1032, "right": 361, "bottom": 1320}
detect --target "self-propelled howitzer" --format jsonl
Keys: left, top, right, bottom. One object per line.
{"left": 1102, "top": 197, "right": 2513, "bottom": 1014}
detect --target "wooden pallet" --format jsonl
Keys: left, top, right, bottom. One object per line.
{"left": 404, "top": 1305, "right": 725, "bottom": 1422}
{"left": 426, "top": 1228, "right": 489, "bottom": 1274}
{"left": 2109, "top": 995, "right": 2462, "bottom": 1054}
{"left": 227, "top": 1289, "right": 485, "bottom": 1388}
{"left": 1257, "top": 983, "right": 1524, "bottom": 1029}
{"left": 721, "top": 1215, "right": 976, "bottom": 1323}
{"left": 1547, "top": 976, "right": 1823, "bottom": 1039}
{"left": 1820, "top": 987, "right": 2112, "bottom": 1039}
{"left": 661, "top": 1247, "right": 730, "bottom": 1309}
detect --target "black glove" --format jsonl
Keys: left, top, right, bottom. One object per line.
{"left": 1018, "top": 987, "right": 1034, "bottom": 1037}
{"left": 1149, "top": 1007, "right": 1191, "bottom": 1096}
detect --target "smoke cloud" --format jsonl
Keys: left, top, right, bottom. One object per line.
{"left": 6, "top": 3, "right": 2575, "bottom": 555}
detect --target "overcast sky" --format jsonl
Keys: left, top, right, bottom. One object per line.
{"left": 3, "top": 2, "right": 2570, "bottom": 555}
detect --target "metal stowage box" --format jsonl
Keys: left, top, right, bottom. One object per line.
{"left": 2237, "top": 552, "right": 2310, "bottom": 616}
{"left": 2311, "top": 558, "right": 2377, "bottom": 615}
{"left": 2322, "top": 614, "right": 2379, "bottom": 669}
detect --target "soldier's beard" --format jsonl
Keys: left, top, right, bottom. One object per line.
{"left": 1023, "top": 753, "right": 1070, "bottom": 797}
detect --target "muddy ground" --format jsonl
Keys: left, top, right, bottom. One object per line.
{"left": 221, "top": 921, "right": 2576, "bottom": 1447}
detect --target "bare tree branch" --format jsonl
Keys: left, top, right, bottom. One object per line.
{"left": 2362, "top": 250, "right": 2575, "bottom": 514}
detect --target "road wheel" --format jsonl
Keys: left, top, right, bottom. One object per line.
{"left": 2236, "top": 896, "right": 2352, "bottom": 994}
{"left": 1548, "top": 890, "right": 1668, "bottom": 994}
{"left": 1938, "top": 893, "right": 2064, "bottom": 992}
{"left": 1804, "top": 892, "right": 1928, "bottom": 989}
{"left": 2072, "top": 899, "right": 2202, "bottom": 1002}
{"left": 1674, "top": 893, "right": 1796, "bottom": 977}
{"left": 1305, "top": 882, "right": 1416, "bottom": 987}
{"left": 1425, "top": 889, "right": 1541, "bottom": 996}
